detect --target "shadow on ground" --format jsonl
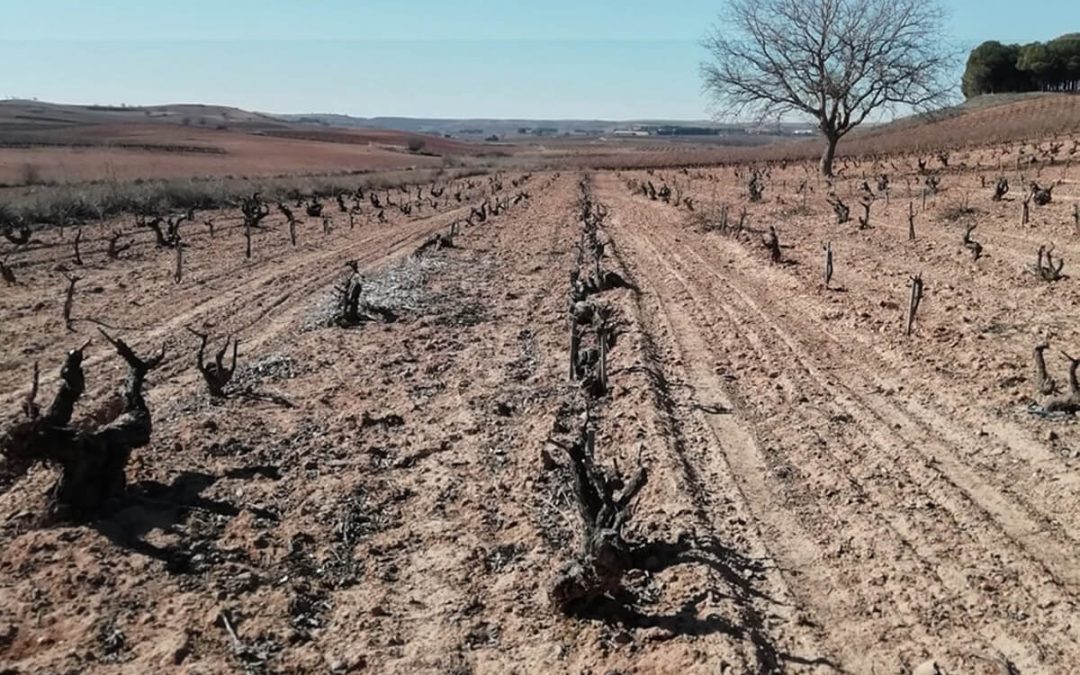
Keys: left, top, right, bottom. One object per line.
{"left": 567, "top": 533, "right": 844, "bottom": 674}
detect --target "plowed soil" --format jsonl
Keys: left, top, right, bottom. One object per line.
{"left": 2, "top": 136, "right": 1079, "bottom": 675}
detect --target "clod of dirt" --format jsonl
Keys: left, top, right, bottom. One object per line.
{"left": 360, "top": 412, "right": 405, "bottom": 429}
{"left": 912, "top": 660, "right": 945, "bottom": 675}
{"left": 495, "top": 400, "right": 515, "bottom": 417}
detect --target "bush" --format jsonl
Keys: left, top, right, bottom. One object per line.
{"left": 407, "top": 138, "right": 426, "bottom": 153}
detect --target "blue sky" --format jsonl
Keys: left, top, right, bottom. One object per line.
{"left": 1, "top": 0, "right": 1077, "bottom": 120}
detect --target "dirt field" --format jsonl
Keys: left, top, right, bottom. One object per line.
{"left": 1, "top": 128, "right": 1079, "bottom": 675}
{"left": 0, "top": 100, "right": 498, "bottom": 185}
{"left": 0, "top": 125, "right": 455, "bottom": 185}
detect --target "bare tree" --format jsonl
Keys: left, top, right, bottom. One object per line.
{"left": 701, "top": 0, "right": 952, "bottom": 176}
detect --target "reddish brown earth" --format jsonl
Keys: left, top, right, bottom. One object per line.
{"left": 0, "top": 125, "right": 459, "bottom": 185}
{"left": 1, "top": 131, "right": 1080, "bottom": 675}
{"left": 0, "top": 100, "right": 498, "bottom": 185}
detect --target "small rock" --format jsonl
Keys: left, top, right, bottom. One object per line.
{"left": 913, "top": 659, "right": 944, "bottom": 675}
{"left": 642, "top": 627, "right": 676, "bottom": 642}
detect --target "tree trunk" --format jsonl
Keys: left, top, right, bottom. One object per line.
{"left": 820, "top": 133, "right": 839, "bottom": 177}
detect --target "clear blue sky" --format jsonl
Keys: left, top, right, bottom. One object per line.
{"left": 1, "top": 0, "right": 1077, "bottom": 120}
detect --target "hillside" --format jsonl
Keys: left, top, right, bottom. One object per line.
{"left": 276, "top": 113, "right": 817, "bottom": 140}
{"left": 548, "top": 93, "right": 1080, "bottom": 169}
{"left": 839, "top": 92, "right": 1080, "bottom": 155}
{"left": 0, "top": 100, "right": 284, "bottom": 132}
{"left": 0, "top": 100, "right": 492, "bottom": 186}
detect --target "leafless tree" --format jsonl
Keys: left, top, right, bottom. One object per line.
{"left": 700, "top": 0, "right": 952, "bottom": 176}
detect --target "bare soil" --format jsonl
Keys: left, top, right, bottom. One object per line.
{"left": 0, "top": 125, "right": 451, "bottom": 185}
{"left": 1, "top": 131, "right": 1080, "bottom": 675}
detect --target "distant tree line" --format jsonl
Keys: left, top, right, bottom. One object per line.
{"left": 963, "top": 34, "right": 1080, "bottom": 98}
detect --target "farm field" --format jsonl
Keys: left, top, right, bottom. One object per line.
{"left": 0, "top": 127, "right": 448, "bottom": 185}
{"left": 1, "top": 121, "right": 1080, "bottom": 675}
{"left": 0, "top": 100, "right": 493, "bottom": 186}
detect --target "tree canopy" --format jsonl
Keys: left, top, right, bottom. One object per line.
{"left": 963, "top": 35, "right": 1080, "bottom": 97}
